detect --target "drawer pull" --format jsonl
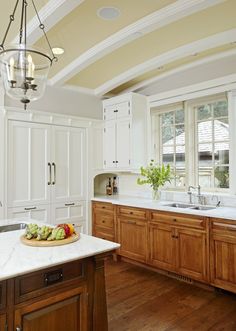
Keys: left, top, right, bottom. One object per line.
{"left": 102, "top": 220, "right": 105, "bottom": 223}
{"left": 102, "top": 206, "right": 106, "bottom": 209}
{"left": 65, "top": 203, "right": 75, "bottom": 206}
{"left": 44, "top": 269, "right": 63, "bottom": 287}
{"left": 24, "top": 206, "right": 36, "bottom": 211}
{"left": 173, "top": 219, "right": 177, "bottom": 222}
{"left": 127, "top": 220, "right": 136, "bottom": 225}
{"left": 129, "top": 211, "right": 133, "bottom": 215}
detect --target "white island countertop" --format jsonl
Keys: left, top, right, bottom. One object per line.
{"left": 92, "top": 195, "right": 236, "bottom": 221}
{"left": 0, "top": 219, "right": 120, "bottom": 281}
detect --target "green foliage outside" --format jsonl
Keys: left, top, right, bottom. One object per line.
{"left": 137, "top": 160, "right": 172, "bottom": 191}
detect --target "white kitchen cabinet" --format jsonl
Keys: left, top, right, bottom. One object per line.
{"left": 8, "top": 121, "right": 51, "bottom": 208}
{"left": 51, "top": 126, "right": 87, "bottom": 204}
{"left": 51, "top": 201, "right": 87, "bottom": 233}
{"left": 7, "top": 204, "right": 51, "bottom": 223}
{"left": 103, "top": 93, "right": 147, "bottom": 171}
{"left": 7, "top": 120, "right": 87, "bottom": 228}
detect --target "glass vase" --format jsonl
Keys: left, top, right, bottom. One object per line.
{"left": 152, "top": 189, "right": 160, "bottom": 200}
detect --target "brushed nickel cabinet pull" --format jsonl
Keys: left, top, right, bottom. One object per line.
{"left": 48, "top": 162, "right": 51, "bottom": 185}
{"left": 16, "top": 327, "right": 21, "bottom": 331}
{"left": 24, "top": 207, "right": 36, "bottom": 211}
{"left": 52, "top": 162, "right": 56, "bottom": 185}
{"left": 65, "top": 203, "right": 75, "bottom": 206}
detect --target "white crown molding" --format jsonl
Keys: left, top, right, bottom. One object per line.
{"left": 94, "top": 28, "right": 236, "bottom": 96}
{"left": 148, "top": 73, "right": 236, "bottom": 106}
{"left": 49, "top": 0, "right": 225, "bottom": 87}
{"left": 122, "top": 48, "right": 236, "bottom": 94}
{"left": 12, "top": 0, "right": 84, "bottom": 45}
{"left": 63, "top": 84, "right": 95, "bottom": 96}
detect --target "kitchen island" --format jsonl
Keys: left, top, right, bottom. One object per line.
{"left": 0, "top": 219, "right": 119, "bottom": 331}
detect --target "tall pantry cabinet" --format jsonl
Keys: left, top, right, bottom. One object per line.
{"left": 3, "top": 109, "right": 88, "bottom": 233}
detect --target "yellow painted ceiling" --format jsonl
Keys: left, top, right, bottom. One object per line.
{"left": 67, "top": 0, "right": 236, "bottom": 90}
{"left": 0, "top": 0, "right": 48, "bottom": 43}
{"left": 35, "top": 0, "right": 176, "bottom": 77}
{"left": 109, "top": 44, "right": 236, "bottom": 94}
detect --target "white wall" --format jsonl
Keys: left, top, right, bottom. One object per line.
{"left": 4, "top": 85, "right": 103, "bottom": 119}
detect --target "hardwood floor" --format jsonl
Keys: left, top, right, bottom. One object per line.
{"left": 105, "top": 260, "right": 236, "bottom": 331}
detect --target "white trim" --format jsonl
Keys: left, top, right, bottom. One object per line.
{"left": 123, "top": 48, "right": 236, "bottom": 94}
{"left": 95, "top": 29, "right": 236, "bottom": 96}
{"left": 63, "top": 84, "right": 95, "bottom": 96}
{"left": 49, "top": 0, "right": 224, "bottom": 86}
{"left": 12, "top": 0, "right": 84, "bottom": 45}
{"left": 148, "top": 74, "right": 236, "bottom": 107}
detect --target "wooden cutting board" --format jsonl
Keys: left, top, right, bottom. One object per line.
{"left": 20, "top": 233, "right": 79, "bottom": 247}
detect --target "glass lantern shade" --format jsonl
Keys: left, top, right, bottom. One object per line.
{"left": 0, "top": 45, "right": 51, "bottom": 104}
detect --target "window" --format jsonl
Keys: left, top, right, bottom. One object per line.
{"left": 195, "top": 99, "right": 229, "bottom": 189}
{"left": 151, "top": 95, "right": 229, "bottom": 192}
{"left": 159, "top": 107, "right": 185, "bottom": 187}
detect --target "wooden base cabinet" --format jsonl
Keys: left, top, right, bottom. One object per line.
{"left": 0, "top": 314, "right": 6, "bottom": 331}
{"left": 149, "top": 222, "right": 176, "bottom": 272}
{"left": 176, "top": 228, "right": 207, "bottom": 281}
{"left": 92, "top": 202, "right": 115, "bottom": 241}
{"left": 148, "top": 211, "right": 208, "bottom": 283}
{"left": 14, "top": 288, "right": 87, "bottom": 331}
{"left": 210, "top": 219, "right": 236, "bottom": 293}
{"left": 117, "top": 206, "right": 148, "bottom": 263}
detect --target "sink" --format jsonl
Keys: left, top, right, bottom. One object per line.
{"left": 0, "top": 223, "right": 27, "bottom": 233}
{"left": 190, "top": 206, "right": 216, "bottom": 211}
{"left": 164, "top": 203, "right": 194, "bottom": 208}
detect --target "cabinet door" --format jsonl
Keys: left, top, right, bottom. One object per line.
{"left": 176, "top": 228, "right": 207, "bottom": 282}
{"left": 210, "top": 229, "right": 236, "bottom": 293}
{"left": 7, "top": 204, "right": 51, "bottom": 223}
{"left": 0, "top": 314, "right": 6, "bottom": 331}
{"left": 149, "top": 222, "right": 176, "bottom": 272}
{"left": 103, "top": 120, "right": 116, "bottom": 169}
{"left": 116, "top": 119, "right": 130, "bottom": 169}
{"left": 118, "top": 217, "right": 147, "bottom": 263}
{"left": 51, "top": 201, "right": 87, "bottom": 233}
{"left": 14, "top": 288, "right": 87, "bottom": 331}
{"left": 51, "top": 126, "right": 87, "bottom": 204}
{"left": 8, "top": 121, "right": 51, "bottom": 208}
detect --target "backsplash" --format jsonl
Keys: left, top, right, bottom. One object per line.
{"left": 94, "top": 172, "right": 236, "bottom": 207}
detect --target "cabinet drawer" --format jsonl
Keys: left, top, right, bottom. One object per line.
{"left": 212, "top": 220, "right": 236, "bottom": 233}
{"left": 93, "top": 202, "right": 114, "bottom": 213}
{"left": 151, "top": 211, "right": 206, "bottom": 229}
{"left": 0, "top": 281, "right": 6, "bottom": 310}
{"left": 94, "top": 229, "right": 115, "bottom": 242}
{"left": 15, "top": 260, "right": 86, "bottom": 304}
{"left": 117, "top": 206, "right": 147, "bottom": 220}
{"left": 94, "top": 213, "right": 114, "bottom": 229}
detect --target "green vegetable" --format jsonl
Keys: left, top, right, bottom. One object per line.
{"left": 36, "top": 225, "right": 53, "bottom": 241}
{"left": 25, "top": 223, "right": 39, "bottom": 240}
{"left": 47, "top": 227, "right": 65, "bottom": 241}
{"left": 137, "top": 160, "right": 172, "bottom": 191}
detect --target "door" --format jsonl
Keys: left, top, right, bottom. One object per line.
{"left": 51, "top": 126, "right": 87, "bottom": 204}
{"left": 51, "top": 201, "right": 87, "bottom": 233}
{"left": 148, "top": 222, "right": 176, "bottom": 272}
{"left": 7, "top": 204, "right": 51, "bottom": 223}
{"left": 0, "top": 314, "right": 6, "bottom": 331}
{"left": 210, "top": 227, "right": 236, "bottom": 292}
{"left": 118, "top": 217, "right": 147, "bottom": 263}
{"left": 14, "top": 288, "right": 87, "bottom": 331}
{"left": 103, "top": 120, "right": 116, "bottom": 169}
{"left": 176, "top": 228, "right": 207, "bottom": 282}
{"left": 8, "top": 121, "right": 51, "bottom": 208}
{"left": 116, "top": 119, "right": 130, "bottom": 169}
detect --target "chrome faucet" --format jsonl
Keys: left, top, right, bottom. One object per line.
{"left": 187, "top": 185, "right": 205, "bottom": 205}
{"left": 187, "top": 186, "right": 195, "bottom": 204}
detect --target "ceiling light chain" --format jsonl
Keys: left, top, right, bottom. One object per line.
{"left": 0, "top": 0, "right": 57, "bottom": 109}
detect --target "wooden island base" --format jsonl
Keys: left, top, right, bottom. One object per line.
{"left": 0, "top": 252, "right": 113, "bottom": 331}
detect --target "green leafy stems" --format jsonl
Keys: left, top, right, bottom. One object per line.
{"left": 137, "top": 160, "right": 172, "bottom": 191}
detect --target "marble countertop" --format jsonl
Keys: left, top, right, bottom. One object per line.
{"left": 0, "top": 218, "right": 120, "bottom": 281}
{"left": 92, "top": 195, "right": 236, "bottom": 221}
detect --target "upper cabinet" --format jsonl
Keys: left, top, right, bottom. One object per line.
{"left": 103, "top": 93, "right": 147, "bottom": 171}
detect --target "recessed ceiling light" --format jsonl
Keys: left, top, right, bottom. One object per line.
{"left": 52, "top": 47, "right": 64, "bottom": 55}
{"left": 97, "top": 7, "right": 121, "bottom": 20}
